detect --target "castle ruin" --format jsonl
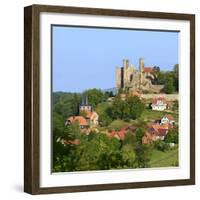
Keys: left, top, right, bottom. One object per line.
{"left": 116, "top": 58, "right": 164, "bottom": 94}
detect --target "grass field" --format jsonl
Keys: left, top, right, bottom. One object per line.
{"left": 140, "top": 109, "right": 178, "bottom": 123}
{"left": 108, "top": 119, "right": 129, "bottom": 130}
{"left": 149, "top": 147, "right": 179, "bottom": 167}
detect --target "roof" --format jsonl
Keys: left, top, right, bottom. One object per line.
{"left": 148, "top": 123, "right": 168, "bottom": 137}
{"left": 165, "top": 114, "right": 174, "bottom": 121}
{"left": 85, "top": 110, "right": 98, "bottom": 119}
{"left": 143, "top": 67, "right": 153, "bottom": 73}
{"left": 121, "top": 125, "right": 137, "bottom": 132}
{"left": 157, "top": 129, "right": 168, "bottom": 136}
{"left": 67, "top": 116, "right": 88, "bottom": 126}
{"left": 163, "top": 123, "right": 173, "bottom": 129}
{"left": 85, "top": 111, "right": 93, "bottom": 118}
{"left": 152, "top": 97, "right": 167, "bottom": 104}
{"left": 108, "top": 129, "right": 126, "bottom": 140}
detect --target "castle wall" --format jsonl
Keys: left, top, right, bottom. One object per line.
{"left": 116, "top": 58, "right": 164, "bottom": 94}
{"left": 116, "top": 67, "right": 121, "bottom": 89}
{"left": 141, "top": 94, "right": 178, "bottom": 101}
{"left": 139, "top": 58, "right": 144, "bottom": 84}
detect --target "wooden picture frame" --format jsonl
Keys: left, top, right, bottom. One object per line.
{"left": 24, "top": 4, "right": 195, "bottom": 194}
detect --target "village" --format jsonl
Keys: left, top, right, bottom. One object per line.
{"left": 63, "top": 93, "right": 177, "bottom": 146}
{"left": 53, "top": 58, "right": 179, "bottom": 171}
{"left": 62, "top": 58, "right": 178, "bottom": 146}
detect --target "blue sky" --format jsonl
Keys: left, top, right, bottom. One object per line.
{"left": 52, "top": 26, "right": 179, "bottom": 92}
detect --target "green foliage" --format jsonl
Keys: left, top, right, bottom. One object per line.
{"left": 63, "top": 122, "right": 82, "bottom": 140}
{"left": 79, "top": 110, "right": 87, "bottom": 118}
{"left": 134, "top": 144, "right": 152, "bottom": 168}
{"left": 121, "top": 145, "right": 136, "bottom": 167}
{"left": 127, "top": 96, "right": 145, "bottom": 119}
{"left": 149, "top": 148, "right": 178, "bottom": 167}
{"left": 53, "top": 92, "right": 81, "bottom": 120}
{"left": 154, "top": 140, "right": 170, "bottom": 152}
{"left": 52, "top": 86, "right": 178, "bottom": 172}
{"left": 123, "top": 132, "right": 137, "bottom": 146}
{"left": 164, "top": 76, "right": 175, "bottom": 94}
{"left": 173, "top": 64, "right": 179, "bottom": 91}
{"left": 109, "top": 96, "right": 145, "bottom": 121}
{"left": 99, "top": 112, "right": 112, "bottom": 126}
{"left": 53, "top": 121, "right": 82, "bottom": 172}
{"left": 152, "top": 64, "right": 179, "bottom": 93}
{"left": 164, "top": 127, "right": 179, "bottom": 144}
{"left": 111, "top": 96, "right": 127, "bottom": 119}
{"left": 135, "top": 128, "right": 145, "bottom": 144}
{"left": 173, "top": 100, "right": 179, "bottom": 111}
{"left": 108, "top": 120, "right": 128, "bottom": 131}
{"left": 105, "top": 91, "right": 114, "bottom": 97}
{"left": 53, "top": 112, "right": 65, "bottom": 139}
{"left": 84, "top": 89, "right": 107, "bottom": 108}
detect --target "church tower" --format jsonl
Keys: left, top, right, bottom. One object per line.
{"left": 79, "top": 95, "right": 92, "bottom": 112}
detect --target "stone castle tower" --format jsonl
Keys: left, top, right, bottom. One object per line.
{"left": 116, "top": 58, "right": 164, "bottom": 94}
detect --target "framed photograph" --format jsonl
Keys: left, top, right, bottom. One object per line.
{"left": 24, "top": 4, "right": 195, "bottom": 194}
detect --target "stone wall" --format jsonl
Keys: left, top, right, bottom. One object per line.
{"left": 141, "top": 94, "right": 179, "bottom": 101}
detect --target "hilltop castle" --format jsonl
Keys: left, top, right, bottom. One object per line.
{"left": 116, "top": 58, "right": 164, "bottom": 94}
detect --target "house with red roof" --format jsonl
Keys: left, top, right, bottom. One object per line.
{"left": 107, "top": 129, "right": 127, "bottom": 140}
{"left": 84, "top": 110, "right": 99, "bottom": 127}
{"left": 65, "top": 95, "right": 99, "bottom": 130}
{"left": 143, "top": 67, "right": 154, "bottom": 77}
{"left": 66, "top": 116, "right": 89, "bottom": 129}
{"left": 142, "top": 122, "right": 171, "bottom": 144}
{"left": 160, "top": 114, "right": 175, "bottom": 125}
{"left": 107, "top": 125, "right": 137, "bottom": 140}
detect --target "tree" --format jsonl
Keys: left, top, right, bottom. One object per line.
{"left": 110, "top": 96, "right": 145, "bottom": 121}
{"left": 105, "top": 91, "right": 114, "bottom": 97}
{"left": 121, "top": 144, "right": 136, "bottom": 168}
{"left": 79, "top": 110, "right": 87, "bottom": 118}
{"left": 151, "top": 66, "right": 161, "bottom": 84}
{"left": 63, "top": 121, "right": 82, "bottom": 140}
{"left": 53, "top": 112, "right": 65, "bottom": 139}
{"left": 71, "top": 93, "right": 81, "bottom": 115}
{"left": 52, "top": 114, "right": 81, "bottom": 172}
{"left": 75, "top": 133, "right": 123, "bottom": 171}
{"left": 123, "top": 132, "right": 137, "bottom": 146}
{"left": 164, "top": 127, "right": 178, "bottom": 144}
{"left": 173, "top": 64, "right": 179, "bottom": 91}
{"left": 165, "top": 76, "right": 175, "bottom": 94}
{"left": 127, "top": 96, "right": 145, "bottom": 120}
{"left": 172, "top": 100, "right": 178, "bottom": 111}
{"left": 99, "top": 112, "right": 112, "bottom": 126}
{"left": 111, "top": 96, "right": 126, "bottom": 119}
{"left": 84, "top": 89, "right": 106, "bottom": 108}
{"left": 134, "top": 144, "right": 152, "bottom": 168}
{"left": 53, "top": 92, "right": 81, "bottom": 120}
{"left": 156, "top": 71, "right": 166, "bottom": 85}
{"left": 135, "top": 128, "right": 145, "bottom": 144}
{"left": 154, "top": 140, "right": 170, "bottom": 152}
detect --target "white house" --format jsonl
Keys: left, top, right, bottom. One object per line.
{"left": 151, "top": 97, "right": 167, "bottom": 111}
{"left": 160, "top": 114, "right": 175, "bottom": 125}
